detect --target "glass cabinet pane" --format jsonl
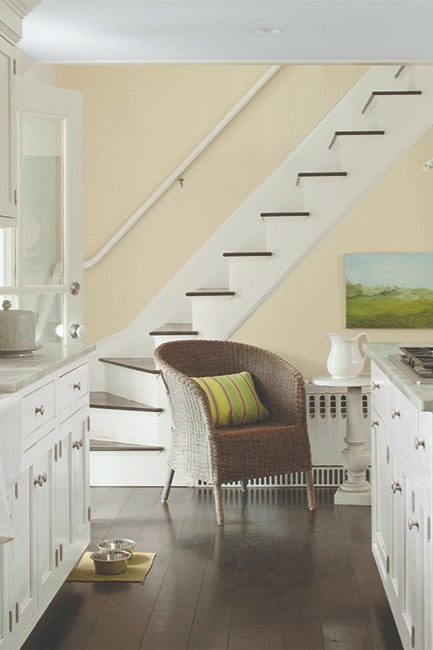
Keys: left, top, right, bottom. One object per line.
{"left": 21, "top": 113, "right": 64, "bottom": 286}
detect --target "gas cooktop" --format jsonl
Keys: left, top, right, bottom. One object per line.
{"left": 389, "top": 347, "right": 433, "bottom": 385}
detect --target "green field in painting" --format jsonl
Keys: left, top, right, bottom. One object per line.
{"left": 346, "top": 288, "right": 433, "bottom": 328}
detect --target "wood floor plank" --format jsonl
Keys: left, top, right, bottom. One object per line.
{"left": 83, "top": 487, "right": 194, "bottom": 650}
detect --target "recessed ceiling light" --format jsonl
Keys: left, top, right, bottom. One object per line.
{"left": 253, "top": 27, "right": 282, "bottom": 36}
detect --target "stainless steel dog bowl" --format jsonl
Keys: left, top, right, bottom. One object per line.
{"left": 90, "top": 550, "right": 131, "bottom": 575}
{"left": 97, "top": 538, "right": 136, "bottom": 556}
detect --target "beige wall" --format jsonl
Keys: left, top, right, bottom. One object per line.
{"left": 56, "top": 64, "right": 433, "bottom": 376}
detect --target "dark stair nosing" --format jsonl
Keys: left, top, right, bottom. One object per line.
{"left": 99, "top": 357, "right": 160, "bottom": 374}
{"left": 185, "top": 289, "right": 235, "bottom": 297}
{"left": 296, "top": 172, "right": 347, "bottom": 187}
{"left": 90, "top": 439, "right": 164, "bottom": 452}
{"left": 223, "top": 251, "right": 272, "bottom": 257}
{"left": 328, "top": 130, "right": 385, "bottom": 149}
{"left": 90, "top": 391, "right": 163, "bottom": 413}
{"left": 362, "top": 89, "right": 422, "bottom": 114}
{"left": 149, "top": 322, "right": 198, "bottom": 336}
{"left": 260, "top": 211, "right": 310, "bottom": 218}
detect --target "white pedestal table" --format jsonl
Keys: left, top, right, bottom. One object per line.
{"left": 311, "top": 375, "right": 371, "bottom": 506}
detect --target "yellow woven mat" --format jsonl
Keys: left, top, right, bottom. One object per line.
{"left": 66, "top": 551, "right": 155, "bottom": 584}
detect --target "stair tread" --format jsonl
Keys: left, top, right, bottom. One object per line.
{"left": 90, "top": 391, "right": 163, "bottom": 412}
{"left": 90, "top": 438, "right": 164, "bottom": 452}
{"left": 261, "top": 211, "right": 310, "bottom": 217}
{"left": 99, "top": 357, "right": 160, "bottom": 374}
{"left": 362, "top": 89, "right": 422, "bottom": 113}
{"left": 185, "top": 288, "right": 235, "bottom": 296}
{"left": 223, "top": 251, "right": 272, "bottom": 257}
{"left": 296, "top": 171, "right": 347, "bottom": 187}
{"left": 329, "top": 130, "right": 385, "bottom": 149}
{"left": 149, "top": 322, "right": 198, "bottom": 336}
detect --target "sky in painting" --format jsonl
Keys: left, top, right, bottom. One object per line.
{"left": 346, "top": 253, "right": 433, "bottom": 290}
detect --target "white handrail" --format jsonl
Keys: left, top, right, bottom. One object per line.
{"left": 84, "top": 65, "right": 281, "bottom": 270}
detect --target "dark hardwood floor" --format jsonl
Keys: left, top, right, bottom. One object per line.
{"left": 23, "top": 487, "right": 402, "bottom": 650}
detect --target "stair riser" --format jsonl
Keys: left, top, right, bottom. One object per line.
{"left": 90, "top": 407, "right": 160, "bottom": 446}
{"left": 104, "top": 364, "right": 159, "bottom": 404}
{"left": 152, "top": 334, "right": 198, "bottom": 349}
{"left": 90, "top": 449, "right": 194, "bottom": 487}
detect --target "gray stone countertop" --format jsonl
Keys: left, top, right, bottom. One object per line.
{"left": 0, "top": 342, "right": 96, "bottom": 395}
{"left": 364, "top": 342, "right": 433, "bottom": 412}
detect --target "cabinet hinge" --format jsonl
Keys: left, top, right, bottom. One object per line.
{"left": 14, "top": 482, "right": 18, "bottom": 499}
{"left": 88, "top": 506, "right": 91, "bottom": 522}
{"left": 386, "top": 555, "right": 390, "bottom": 574}
{"left": 428, "top": 517, "right": 431, "bottom": 543}
{"left": 13, "top": 58, "right": 16, "bottom": 75}
{"left": 411, "top": 624, "right": 415, "bottom": 648}
{"left": 87, "top": 415, "right": 91, "bottom": 432}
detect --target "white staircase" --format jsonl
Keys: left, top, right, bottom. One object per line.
{"left": 89, "top": 64, "right": 433, "bottom": 486}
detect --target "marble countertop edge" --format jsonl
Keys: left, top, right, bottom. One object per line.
{"left": 0, "top": 342, "right": 96, "bottom": 395}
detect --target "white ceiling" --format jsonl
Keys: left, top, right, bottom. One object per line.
{"left": 18, "top": 0, "right": 433, "bottom": 64}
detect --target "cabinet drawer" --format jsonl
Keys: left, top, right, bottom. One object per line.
{"left": 416, "top": 411, "right": 432, "bottom": 481}
{"left": 371, "top": 363, "right": 389, "bottom": 418}
{"left": 22, "top": 382, "right": 55, "bottom": 440}
{"left": 57, "top": 363, "right": 88, "bottom": 413}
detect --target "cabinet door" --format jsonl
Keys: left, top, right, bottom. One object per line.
{"left": 69, "top": 407, "right": 90, "bottom": 549}
{"left": 53, "top": 427, "right": 72, "bottom": 573}
{"left": 389, "top": 447, "right": 405, "bottom": 607}
{"left": 9, "top": 472, "right": 35, "bottom": 645}
{"left": 0, "top": 35, "right": 16, "bottom": 225}
{"left": 371, "top": 413, "right": 392, "bottom": 581}
{"left": 0, "top": 514, "right": 10, "bottom": 650}
{"left": 32, "top": 448, "right": 57, "bottom": 609}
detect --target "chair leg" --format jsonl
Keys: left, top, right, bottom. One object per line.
{"left": 213, "top": 485, "right": 224, "bottom": 526}
{"left": 161, "top": 468, "right": 175, "bottom": 503}
{"left": 306, "top": 468, "right": 316, "bottom": 511}
{"left": 240, "top": 479, "right": 248, "bottom": 493}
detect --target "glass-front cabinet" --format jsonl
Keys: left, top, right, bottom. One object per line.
{"left": 0, "top": 81, "right": 84, "bottom": 345}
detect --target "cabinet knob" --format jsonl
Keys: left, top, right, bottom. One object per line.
{"left": 414, "top": 437, "right": 425, "bottom": 450}
{"left": 391, "top": 409, "right": 401, "bottom": 419}
{"left": 372, "top": 381, "right": 381, "bottom": 390}
{"left": 35, "top": 405, "right": 45, "bottom": 416}
{"left": 33, "top": 475, "right": 44, "bottom": 487}
{"left": 391, "top": 481, "right": 402, "bottom": 494}
{"left": 371, "top": 420, "right": 379, "bottom": 428}
{"left": 408, "top": 518, "right": 419, "bottom": 531}
{"left": 72, "top": 440, "right": 83, "bottom": 450}
{"left": 73, "top": 381, "right": 81, "bottom": 391}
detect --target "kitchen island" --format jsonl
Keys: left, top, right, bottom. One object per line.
{"left": 0, "top": 343, "right": 94, "bottom": 650}
{"left": 365, "top": 342, "right": 433, "bottom": 650}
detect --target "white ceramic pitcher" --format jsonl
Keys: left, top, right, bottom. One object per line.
{"left": 326, "top": 332, "right": 369, "bottom": 379}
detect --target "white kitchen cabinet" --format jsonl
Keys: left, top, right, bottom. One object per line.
{"left": 370, "top": 360, "right": 433, "bottom": 650}
{"left": 0, "top": 34, "right": 16, "bottom": 226}
{"left": 0, "top": 352, "right": 91, "bottom": 649}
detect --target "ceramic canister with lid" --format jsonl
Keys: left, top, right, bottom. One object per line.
{"left": 0, "top": 300, "right": 37, "bottom": 351}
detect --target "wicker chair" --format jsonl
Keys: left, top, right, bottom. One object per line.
{"left": 154, "top": 339, "right": 316, "bottom": 525}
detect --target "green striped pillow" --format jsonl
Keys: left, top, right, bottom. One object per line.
{"left": 192, "top": 371, "right": 269, "bottom": 428}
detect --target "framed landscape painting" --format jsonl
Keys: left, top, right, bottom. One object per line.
{"left": 345, "top": 253, "right": 433, "bottom": 328}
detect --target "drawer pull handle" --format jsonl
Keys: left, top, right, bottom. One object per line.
{"left": 391, "top": 481, "right": 402, "bottom": 494}
{"left": 73, "top": 382, "right": 81, "bottom": 391}
{"left": 35, "top": 405, "right": 45, "bottom": 416}
{"left": 414, "top": 437, "right": 425, "bottom": 450}
{"left": 372, "top": 381, "right": 381, "bottom": 390}
{"left": 34, "top": 475, "right": 44, "bottom": 487}
{"left": 72, "top": 439, "right": 83, "bottom": 450}
{"left": 408, "top": 518, "right": 419, "bottom": 531}
{"left": 391, "top": 409, "right": 401, "bottom": 419}
{"left": 371, "top": 420, "right": 379, "bottom": 428}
